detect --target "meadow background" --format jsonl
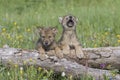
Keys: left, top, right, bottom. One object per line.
{"left": 0, "top": 0, "right": 120, "bottom": 80}
{"left": 0, "top": 0, "right": 120, "bottom": 49}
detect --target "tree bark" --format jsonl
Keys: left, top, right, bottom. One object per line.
{"left": 0, "top": 47, "right": 120, "bottom": 80}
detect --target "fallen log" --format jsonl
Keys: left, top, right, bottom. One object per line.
{"left": 56, "top": 47, "right": 120, "bottom": 70}
{"left": 81, "top": 47, "right": 120, "bottom": 70}
{"left": 0, "top": 47, "right": 120, "bottom": 80}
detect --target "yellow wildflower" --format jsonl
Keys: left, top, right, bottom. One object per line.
{"left": 105, "top": 32, "right": 108, "bottom": 35}
{"left": 116, "top": 35, "right": 120, "bottom": 38}
{"left": 94, "top": 44, "right": 97, "bottom": 48}
{"left": 17, "top": 35, "right": 23, "bottom": 39}
{"left": 20, "top": 70, "right": 23, "bottom": 75}
{"left": 19, "top": 35, "right": 23, "bottom": 38}
{"left": 27, "top": 28, "right": 31, "bottom": 32}
{"left": 2, "top": 28, "right": 6, "bottom": 32}
{"left": 38, "top": 67, "right": 42, "bottom": 71}
{"left": 112, "top": 73, "right": 116, "bottom": 77}
{"left": 14, "top": 64, "right": 18, "bottom": 68}
{"left": 14, "top": 22, "right": 17, "bottom": 26}
{"left": 20, "top": 67, "right": 23, "bottom": 75}
{"left": 118, "top": 40, "right": 120, "bottom": 43}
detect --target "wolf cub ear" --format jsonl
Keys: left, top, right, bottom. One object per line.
{"left": 52, "top": 27, "right": 58, "bottom": 34}
{"left": 36, "top": 26, "right": 43, "bottom": 33}
{"left": 58, "top": 17, "right": 63, "bottom": 24}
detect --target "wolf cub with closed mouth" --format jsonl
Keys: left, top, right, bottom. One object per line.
{"left": 36, "top": 27, "right": 63, "bottom": 60}
{"left": 58, "top": 15, "right": 84, "bottom": 58}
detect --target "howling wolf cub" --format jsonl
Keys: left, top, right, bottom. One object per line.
{"left": 58, "top": 15, "right": 84, "bottom": 58}
{"left": 36, "top": 27, "right": 63, "bottom": 60}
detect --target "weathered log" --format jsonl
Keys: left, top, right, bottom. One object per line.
{"left": 57, "top": 47, "right": 120, "bottom": 70}
{"left": 0, "top": 47, "right": 120, "bottom": 80}
{"left": 81, "top": 47, "right": 120, "bottom": 70}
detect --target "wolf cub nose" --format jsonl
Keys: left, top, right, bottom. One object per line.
{"left": 45, "top": 41, "right": 48, "bottom": 45}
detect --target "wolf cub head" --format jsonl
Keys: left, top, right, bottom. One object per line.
{"left": 59, "top": 15, "right": 78, "bottom": 30}
{"left": 37, "top": 27, "right": 58, "bottom": 47}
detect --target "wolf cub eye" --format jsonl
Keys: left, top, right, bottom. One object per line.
{"left": 41, "top": 36, "right": 45, "bottom": 38}
{"left": 66, "top": 17, "right": 69, "bottom": 20}
{"left": 48, "top": 36, "right": 52, "bottom": 38}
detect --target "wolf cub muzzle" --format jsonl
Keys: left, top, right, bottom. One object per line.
{"left": 59, "top": 15, "right": 78, "bottom": 30}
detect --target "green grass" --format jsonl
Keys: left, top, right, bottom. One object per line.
{"left": 0, "top": 0, "right": 120, "bottom": 79}
{"left": 0, "top": 0, "right": 120, "bottom": 49}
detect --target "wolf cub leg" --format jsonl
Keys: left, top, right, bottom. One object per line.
{"left": 46, "top": 50, "right": 55, "bottom": 56}
{"left": 75, "top": 45, "right": 84, "bottom": 59}
{"left": 38, "top": 47, "right": 48, "bottom": 60}
{"left": 60, "top": 44, "right": 70, "bottom": 55}
{"left": 55, "top": 47, "right": 63, "bottom": 58}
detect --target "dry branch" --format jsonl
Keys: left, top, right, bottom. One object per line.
{"left": 0, "top": 47, "right": 120, "bottom": 80}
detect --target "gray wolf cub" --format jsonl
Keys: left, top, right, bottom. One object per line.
{"left": 36, "top": 27, "right": 62, "bottom": 60}
{"left": 58, "top": 15, "right": 84, "bottom": 58}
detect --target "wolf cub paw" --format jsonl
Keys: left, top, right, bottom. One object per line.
{"left": 62, "top": 49, "right": 70, "bottom": 55}
{"left": 56, "top": 53, "right": 63, "bottom": 59}
{"left": 76, "top": 51, "right": 84, "bottom": 59}
{"left": 38, "top": 54, "right": 48, "bottom": 60}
